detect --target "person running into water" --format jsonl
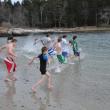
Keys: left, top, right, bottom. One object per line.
{"left": 0, "top": 38, "right": 17, "bottom": 81}
{"left": 41, "top": 33, "right": 56, "bottom": 64}
{"left": 41, "top": 33, "right": 56, "bottom": 56}
{"left": 61, "top": 35, "right": 69, "bottom": 61}
{"left": 70, "top": 35, "right": 80, "bottom": 59}
{"left": 54, "top": 37, "right": 66, "bottom": 64}
{"left": 29, "top": 46, "right": 53, "bottom": 92}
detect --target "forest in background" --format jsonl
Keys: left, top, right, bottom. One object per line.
{"left": 0, "top": 0, "right": 110, "bottom": 28}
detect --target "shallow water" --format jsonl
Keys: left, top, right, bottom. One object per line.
{"left": 0, "top": 32, "right": 110, "bottom": 110}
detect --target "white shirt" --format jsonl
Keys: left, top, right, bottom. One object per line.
{"left": 42, "top": 37, "right": 52, "bottom": 49}
{"left": 61, "top": 38, "right": 69, "bottom": 52}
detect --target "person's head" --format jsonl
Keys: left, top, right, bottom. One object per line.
{"left": 73, "top": 35, "right": 77, "bottom": 40}
{"left": 11, "top": 39, "right": 17, "bottom": 43}
{"left": 69, "top": 40, "right": 72, "bottom": 44}
{"left": 57, "top": 37, "right": 62, "bottom": 42}
{"left": 11, "top": 39, "right": 17, "bottom": 46}
{"left": 41, "top": 46, "right": 48, "bottom": 54}
{"left": 7, "top": 36, "right": 14, "bottom": 43}
{"left": 63, "top": 35, "right": 67, "bottom": 38}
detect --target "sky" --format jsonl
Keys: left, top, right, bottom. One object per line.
{"left": 1, "top": 0, "right": 22, "bottom": 4}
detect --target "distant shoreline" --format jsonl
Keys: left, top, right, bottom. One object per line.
{"left": 0, "top": 26, "right": 110, "bottom": 37}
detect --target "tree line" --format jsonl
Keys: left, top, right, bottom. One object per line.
{"left": 0, "top": 0, "right": 110, "bottom": 28}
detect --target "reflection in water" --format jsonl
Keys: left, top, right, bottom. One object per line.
{"left": 31, "top": 90, "right": 51, "bottom": 110}
{"left": 0, "top": 33, "right": 110, "bottom": 110}
{"left": 53, "top": 62, "right": 81, "bottom": 107}
{"left": 4, "top": 81, "right": 16, "bottom": 108}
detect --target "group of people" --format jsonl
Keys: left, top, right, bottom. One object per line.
{"left": 34, "top": 34, "right": 80, "bottom": 63}
{"left": 0, "top": 34, "right": 80, "bottom": 93}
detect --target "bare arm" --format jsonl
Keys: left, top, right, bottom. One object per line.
{"left": 41, "top": 40, "right": 45, "bottom": 46}
{"left": 0, "top": 44, "right": 7, "bottom": 52}
{"left": 0, "top": 45, "right": 6, "bottom": 49}
{"left": 28, "top": 56, "right": 37, "bottom": 65}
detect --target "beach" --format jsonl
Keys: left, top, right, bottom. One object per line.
{"left": 0, "top": 32, "right": 110, "bottom": 110}
{"left": 1, "top": 26, "right": 110, "bottom": 36}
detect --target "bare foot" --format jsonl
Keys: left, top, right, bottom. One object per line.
{"left": 11, "top": 77, "right": 17, "bottom": 81}
{"left": 4, "top": 78, "right": 12, "bottom": 82}
{"left": 32, "top": 87, "right": 36, "bottom": 93}
{"left": 48, "top": 85, "right": 53, "bottom": 90}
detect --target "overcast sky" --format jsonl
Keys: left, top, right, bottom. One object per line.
{"left": 1, "top": 0, "right": 22, "bottom": 4}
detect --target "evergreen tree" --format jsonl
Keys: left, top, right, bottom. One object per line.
{"left": 0, "top": 0, "right": 110, "bottom": 27}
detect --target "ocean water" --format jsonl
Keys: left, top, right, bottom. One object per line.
{"left": 0, "top": 32, "right": 110, "bottom": 110}
{"left": 0, "top": 32, "right": 110, "bottom": 75}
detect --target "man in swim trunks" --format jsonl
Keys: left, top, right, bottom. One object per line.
{"left": 70, "top": 35, "right": 80, "bottom": 59}
{"left": 54, "top": 37, "right": 66, "bottom": 64}
{"left": 0, "top": 38, "right": 17, "bottom": 81}
{"left": 29, "top": 46, "right": 53, "bottom": 92}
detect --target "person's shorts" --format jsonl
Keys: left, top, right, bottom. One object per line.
{"left": 57, "top": 55, "right": 65, "bottom": 63}
{"left": 40, "top": 69, "right": 46, "bottom": 75}
{"left": 48, "top": 48, "right": 56, "bottom": 56}
{"left": 62, "top": 51, "right": 68, "bottom": 58}
{"left": 4, "top": 57, "right": 16, "bottom": 74}
{"left": 73, "top": 50, "right": 80, "bottom": 56}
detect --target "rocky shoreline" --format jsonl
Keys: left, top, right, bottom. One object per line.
{"left": 0, "top": 26, "right": 110, "bottom": 37}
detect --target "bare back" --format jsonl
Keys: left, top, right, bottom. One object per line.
{"left": 2, "top": 42, "right": 16, "bottom": 60}
{"left": 54, "top": 42, "right": 62, "bottom": 55}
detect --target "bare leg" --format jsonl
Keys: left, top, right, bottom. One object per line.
{"left": 32, "top": 75, "right": 46, "bottom": 92}
{"left": 11, "top": 63, "right": 17, "bottom": 81}
{"left": 4, "top": 64, "right": 13, "bottom": 81}
{"left": 4, "top": 72, "right": 12, "bottom": 82}
{"left": 46, "top": 71, "right": 53, "bottom": 89}
{"left": 78, "top": 56, "right": 80, "bottom": 61}
{"left": 48, "top": 56, "right": 53, "bottom": 64}
{"left": 10, "top": 72, "right": 17, "bottom": 81}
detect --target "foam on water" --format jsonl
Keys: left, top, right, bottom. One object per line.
{"left": 23, "top": 36, "right": 37, "bottom": 53}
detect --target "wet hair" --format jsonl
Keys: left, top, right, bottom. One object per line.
{"left": 57, "top": 37, "right": 62, "bottom": 42}
{"left": 69, "top": 40, "right": 72, "bottom": 44}
{"left": 41, "top": 46, "right": 48, "bottom": 53}
{"left": 63, "top": 35, "right": 67, "bottom": 38}
{"left": 8, "top": 36, "right": 13, "bottom": 40}
{"left": 11, "top": 39, "right": 17, "bottom": 43}
{"left": 7, "top": 36, "right": 14, "bottom": 42}
{"left": 73, "top": 35, "right": 77, "bottom": 40}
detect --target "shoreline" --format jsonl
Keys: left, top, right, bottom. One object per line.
{"left": 0, "top": 26, "right": 110, "bottom": 37}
